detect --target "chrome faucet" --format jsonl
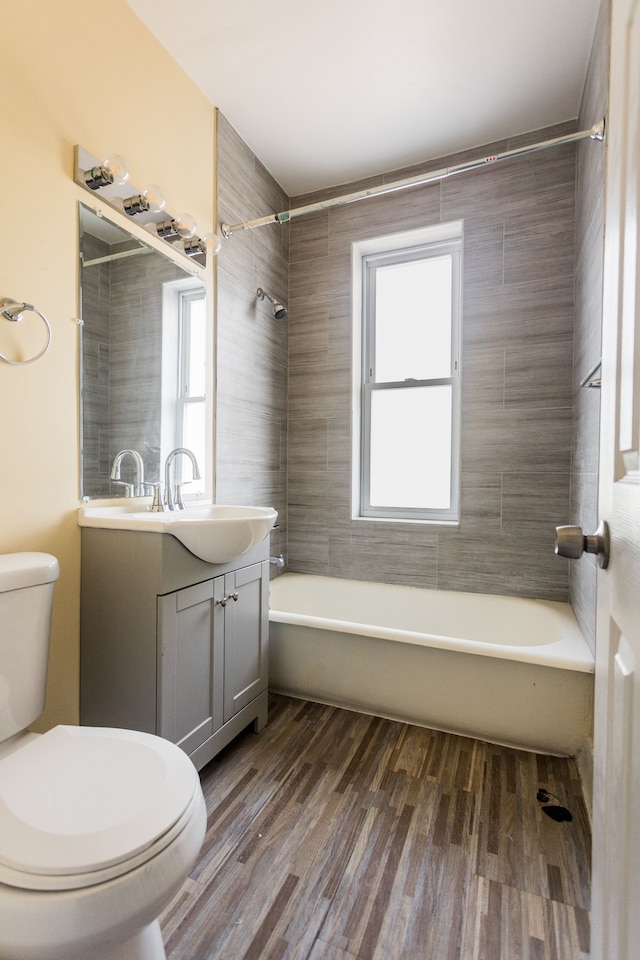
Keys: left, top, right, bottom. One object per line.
{"left": 164, "top": 447, "right": 201, "bottom": 510}
{"left": 110, "top": 449, "right": 145, "bottom": 497}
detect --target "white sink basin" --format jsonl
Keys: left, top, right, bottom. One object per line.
{"left": 78, "top": 502, "right": 278, "bottom": 563}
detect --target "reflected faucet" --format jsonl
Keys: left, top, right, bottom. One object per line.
{"left": 164, "top": 447, "right": 201, "bottom": 510}
{"left": 110, "top": 449, "right": 145, "bottom": 497}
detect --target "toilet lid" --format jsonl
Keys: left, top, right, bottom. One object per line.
{"left": 0, "top": 725, "right": 198, "bottom": 882}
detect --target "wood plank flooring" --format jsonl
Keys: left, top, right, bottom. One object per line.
{"left": 161, "top": 695, "right": 591, "bottom": 960}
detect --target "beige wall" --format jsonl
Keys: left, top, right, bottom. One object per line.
{"left": 0, "top": 0, "right": 215, "bottom": 729}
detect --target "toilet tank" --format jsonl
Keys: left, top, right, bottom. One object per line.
{"left": 0, "top": 553, "right": 60, "bottom": 741}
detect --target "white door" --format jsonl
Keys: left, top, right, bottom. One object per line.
{"left": 591, "top": 0, "right": 640, "bottom": 956}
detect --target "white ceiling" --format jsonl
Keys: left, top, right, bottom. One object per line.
{"left": 125, "top": 0, "right": 602, "bottom": 197}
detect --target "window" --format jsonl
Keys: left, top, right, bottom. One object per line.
{"left": 161, "top": 279, "right": 207, "bottom": 493}
{"left": 353, "top": 223, "right": 462, "bottom": 522}
{"left": 176, "top": 288, "right": 207, "bottom": 467}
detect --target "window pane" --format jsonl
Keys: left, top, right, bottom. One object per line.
{"left": 369, "top": 385, "right": 452, "bottom": 509}
{"left": 181, "top": 401, "right": 206, "bottom": 493}
{"left": 186, "top": 297, "right": 206, "bottom": 397}
{"left": 374, "top": 255, "right": 452, "bottom": 382}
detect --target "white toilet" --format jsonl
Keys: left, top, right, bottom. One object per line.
{"left": 0, "top": 553, "right": 207, "bottom": 960}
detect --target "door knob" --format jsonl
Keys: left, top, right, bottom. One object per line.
{"left": 555, "top": 520, "right": 610, "bottom": 569}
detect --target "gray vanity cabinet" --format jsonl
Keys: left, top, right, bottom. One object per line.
{"left": 156, "top": 562, "right": 268, "bottom": 759}
{"left": 157, "top": 577, "right": 224, "bottom": 757}
{"left": 80, "top": 529, "right": 270, "bottom": 770}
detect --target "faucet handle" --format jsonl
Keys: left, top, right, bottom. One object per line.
{"left": 150, "top": 483, "right": 165, "bottom": 512}
{"left": 174, "top": 478, "right": 197, "bottom": 510}
{"left": 111, "top": 480, "right": 134, "bottom": 497}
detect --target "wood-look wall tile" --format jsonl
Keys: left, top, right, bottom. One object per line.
{"left": 462, "top": 403, "right": 572, "bottom": 474}
{"left": 462, "top": 343, "right": 505, "bottom": 407}
{"left": 436, "top": 525, "right": 568, "bottom": 599}
{"left": 460, "top": 471, "right": 503, "bottom": 520}
{"left": 290, "top": 210, "right": 330, "bottom": 263}
{"left": 217, "top": 113, "right": 265, "bottom": 224}
{"left": 288, "top": 419, "right": 328, "bottom": 472}
{"left": 567, "top": 2, "right": 608, "bottom": 641}
{"left": 442, "top": 146, "right": 575, "bottom": 227}
{"left": 503, "top": 209, "right": 575, "bottom": 286}
{"left": 501, "top": 472, "right": 570, "bottom": 525}
{"left": 327, "top": 183, "right": 442, "bottom": 259}
{"left": 289, "top": 253, "right": 351, "bottom": 308}
{"left": 216, "top": 111, "right": 289, "bottom": 513}
{"left": 504, "top": 341, "right": 573, "bottom": 408}
{"left": 569, "top": 471, "right": 598, "bottom": 653}
{"left": 288, "top": 305, "right": 330, "bottom": 368}
{"left": 288, "top": 363, "right": 350, "bottom": 420}
{"left": 327, "top": 417, "right": 351, "bottom": 473}
{"left": 463, "top": 276, "right": 575, "bottom": 348}
{"left": 463, "top": 221, "right": 505, "bottom": 288}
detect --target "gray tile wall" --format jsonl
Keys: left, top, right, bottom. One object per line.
{"left": 216, "top": 19, "right": 607, "bottom": 607}
{"left": 286, "top": 125, "right": 579, "bottom": 600}
{"left": 572, "top": 0, "right": 609, "bottom": 650}
{"left": 215, "top": 111, "right": 289, "bottom": 565}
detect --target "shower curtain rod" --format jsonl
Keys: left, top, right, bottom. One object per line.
{"left": 221, "top": 120, "right": 605, "bottom": 238}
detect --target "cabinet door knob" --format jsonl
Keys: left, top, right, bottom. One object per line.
{"left": 216, "top": 592, "right": 239, "bottom": 607}
{"left": 555, "top": 520, "right": 610, "bottom": 568}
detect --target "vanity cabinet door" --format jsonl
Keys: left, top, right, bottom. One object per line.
{"left": 223, "top": 561, "right": 269, "bottom": 722}
{"left": 157, "top": 577, "right": 225, "bottom": 754}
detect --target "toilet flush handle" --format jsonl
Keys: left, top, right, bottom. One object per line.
{"left": 555, "top": 520, "right": 610, "bottom": 569}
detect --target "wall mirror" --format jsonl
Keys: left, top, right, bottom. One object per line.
{"left": 78, "top": 202, "right": 209, "bottom": 500}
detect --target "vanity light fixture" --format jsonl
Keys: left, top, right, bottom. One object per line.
{"left": 74, "top": 145, "right": 222, "bottom": 265}
{"left": 83, "top": 153, "right": 130, "bottom": 190}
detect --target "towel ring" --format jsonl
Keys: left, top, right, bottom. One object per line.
{"left": 0, "top": 298, "right": 52, "bottom": 365}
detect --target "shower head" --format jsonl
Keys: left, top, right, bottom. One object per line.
{"left": 257, "top": 287, "right": 288, "bottom": 320}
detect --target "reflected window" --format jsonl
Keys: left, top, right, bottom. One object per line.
{"left": 162, "top": 280, "right": 206, "bottom": 492}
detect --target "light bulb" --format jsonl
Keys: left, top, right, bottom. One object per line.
{"left": 141, "top": 184, "right": 166, "bottom": 213}
{"left": 83, "top": 152, "right": 130, "bottom": 190}
{"left": 200, "top": 232, "right": 222, "bottom": 255}
{"left": 102, "top": 153, "right": 129, "bottom": 186}
{"left": 173, "top": 213, "right": 198, "bottom": 238}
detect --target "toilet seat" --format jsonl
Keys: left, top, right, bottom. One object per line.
{"left": 0, "top": 725, "right": 200, "bottom": 892}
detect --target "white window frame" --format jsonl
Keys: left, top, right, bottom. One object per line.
{"left": 161, "top": 278, "right": 207, "bottom": 492}
{"left": 176, "top": 286, "right": 207, "bottom": 451}
{"left": 352, "top": 222, "right": 462, "bottom": 523}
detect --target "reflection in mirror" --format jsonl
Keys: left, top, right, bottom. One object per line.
{"left": 79, "top": 203, "right": 207, "bottom": 500}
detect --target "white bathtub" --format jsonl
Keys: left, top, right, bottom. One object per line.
{"left": 268, "top": 574, "right": 594, "bottom": 755}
